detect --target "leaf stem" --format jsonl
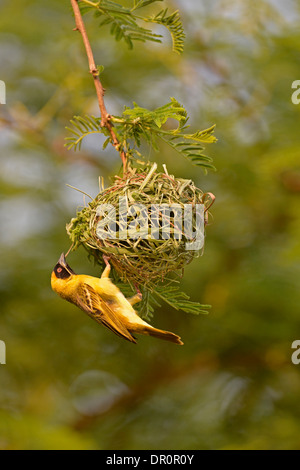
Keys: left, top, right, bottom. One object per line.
{"left": 70, "top": 0, "right": 127, "bottom": 172}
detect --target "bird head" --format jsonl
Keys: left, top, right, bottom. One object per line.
{"left": 53, "top": 253, "right": 76, "bottom": 278}
{"left": 51, "top": 253, "right": 76, "bottom": 295}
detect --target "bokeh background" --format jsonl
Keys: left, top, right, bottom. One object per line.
{"left": 0, "top": 0, "right": 300, "bottom": 450}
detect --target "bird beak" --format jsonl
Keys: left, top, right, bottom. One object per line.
{"left": 57, "top": 253, "right": 76, "bottom": 275}
{"left": 58, "top": 253, "right": 68, "bottom": 267}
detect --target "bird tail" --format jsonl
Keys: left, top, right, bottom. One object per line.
{"left": 139, "top": 325, "right": 183, "bottom": 345}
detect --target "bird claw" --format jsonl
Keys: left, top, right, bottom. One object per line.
{"left": 134, "top": 284, "right": 142, "bottom": 299}
{"left": 103, "top": 255, "right": 111, "bottom": 266}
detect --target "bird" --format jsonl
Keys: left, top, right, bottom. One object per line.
{"left": 51, "top": 253, "right": 183, "bottom": 345}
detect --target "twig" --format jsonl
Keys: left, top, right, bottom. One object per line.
{"left": 70, "top": 0, "right": 127, "bottom": 172}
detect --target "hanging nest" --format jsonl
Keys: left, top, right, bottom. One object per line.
{"left": 67, "top": 163, "right": 214, "bottom": 289}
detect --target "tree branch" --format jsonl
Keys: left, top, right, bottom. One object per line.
{"left": 70, "top": 0, "right": 127, "bottom": 171}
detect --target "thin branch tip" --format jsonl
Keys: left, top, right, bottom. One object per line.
{"left": 69, "top": 0, "right": 127, "bottom": 172}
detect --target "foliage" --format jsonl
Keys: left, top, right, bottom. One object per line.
{"left": 152, "top": 284, "right": 210, "bottom": 316}
{"left": 79, "top": 0, "right": 185, "bottom": 53}
{"left": 65, "top": 98, "right": 216, "bottom": 170}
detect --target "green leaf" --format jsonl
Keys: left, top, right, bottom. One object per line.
{"left": 133, "top": 283, "right": 211, "bottom": 317}
{"left": 111, "top": 98, "right": 216, "bottom": 171}
{"left": 132, "top": 0, "right": 164, "bottom": 11}
{"left": 79, "top": 0, "right": 184, "bottom": 52}
{"left": 145, "top": 8, "right": 185, "bottom": 54}
{"left": 65, "top": 99, "right": 216, "bottom": 171}
{"left": 154, "top": 285, "right": 210, "bottom": 315}
{"left": 97, "top": 64, "right": 105, "bottom": 74}
{"left": 64, "top": 115, "right": 103, "bottom": 151}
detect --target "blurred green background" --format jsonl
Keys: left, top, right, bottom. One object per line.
{"left": 0, "top": 0, "right": 300, "bottom": 450}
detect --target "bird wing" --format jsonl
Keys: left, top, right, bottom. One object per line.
{"left": 76, "top": 283, "right": 137, "bottom": 344}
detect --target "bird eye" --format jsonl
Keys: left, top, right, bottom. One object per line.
{"left": 57, "top": 267, "right": 62, "bottom": 273}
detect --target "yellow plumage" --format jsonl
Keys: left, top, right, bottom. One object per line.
{"left": 51, "top": 253, "right": 183, "bottom": 345}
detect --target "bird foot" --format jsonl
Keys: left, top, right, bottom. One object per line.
{"left": 103, "top": 255, "right": 111, "bottom": 267}
{"left": 134, "top": 284, "right": 142, "bottom": 299}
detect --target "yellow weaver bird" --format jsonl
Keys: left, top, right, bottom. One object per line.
{"left": 51, "top": 253, "right": 183, "bottom": 345}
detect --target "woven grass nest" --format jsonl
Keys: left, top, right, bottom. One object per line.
{"left": 67, "top": 163, "right": 213, "bottom": 289}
